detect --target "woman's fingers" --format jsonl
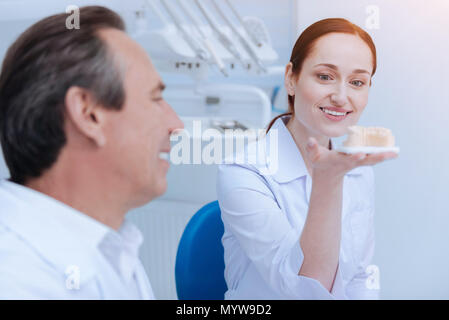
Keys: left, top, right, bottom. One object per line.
{"left": 334, "top": 151, "right": 397, "bottom": 171}
{"left": 350, "top": 152, "right": 367, "bottom": 161}
{"left": 358, "top": 152, "right": 398, "bottom": 166}
{"left": 339, "top": 152, "right": 368, "bottom": 170}
{"left": 307, "top": 138, "right": 398, "bottom": 173}
{"left": 306, "top": 137, "right": 321, "bottom": 162}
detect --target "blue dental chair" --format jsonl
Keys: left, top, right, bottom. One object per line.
{"left": 175, "top": 200, "right": 228, "bottom": 300}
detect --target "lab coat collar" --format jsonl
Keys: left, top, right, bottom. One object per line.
{"left": 0, "top": 180, "right": 116, "bottom": 284}
{"left": 267, "top": 115, "right": 363, "bottom": 183}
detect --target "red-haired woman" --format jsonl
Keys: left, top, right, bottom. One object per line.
{"left": 217, "top": 18, "right": 398, "bottom": 299}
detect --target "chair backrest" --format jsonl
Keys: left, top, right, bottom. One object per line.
{"left": 175, "top": 200, "right": 227, "bottom": 300}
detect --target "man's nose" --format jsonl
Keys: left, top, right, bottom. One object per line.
{"left": 165, "top": 101, "right": 184, "bottom": 134}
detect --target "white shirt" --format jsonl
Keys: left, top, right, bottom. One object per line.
{"left": 217, "top": 116, "right": 379, "bottom": 300}
{"left": 0, "top": 180, "right": 155, "bottom": 299}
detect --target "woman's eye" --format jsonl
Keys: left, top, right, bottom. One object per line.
{"left": 351, "top": 80, "right": 365, "bottom": 87}
{"left": 318, "top": 74, "right": 331, "bottom": 81}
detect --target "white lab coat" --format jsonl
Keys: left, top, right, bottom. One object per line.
{"left": 217, "top": 116, "right": 379, "bottom": 299}
{"left": 0, "top": 180, "right": 155, "bottom": 299}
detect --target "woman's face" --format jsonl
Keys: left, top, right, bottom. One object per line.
{"left": 285, "top": 32, "right": 374, "bottom": 138}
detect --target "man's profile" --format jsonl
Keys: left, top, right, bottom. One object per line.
{"left": 0, "top": 6, "right": 183, "bottom": 299}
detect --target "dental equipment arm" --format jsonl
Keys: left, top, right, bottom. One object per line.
{"left": 175, "top": 0, "right": 228, "bottom": 76}
{"left": 211, "top": 0, "right": 266, "bottom": 73}
{"left": 224, "top": 0, "right": 262, "bottom": 47}
{"left": 146, "top": 0, "right": 170, "bottom": 26}
{"left": 194, "top": 0, "right": 247, "bottom": 69}
{"left": 159, "top": 0, "right": 209, "bottom": 61}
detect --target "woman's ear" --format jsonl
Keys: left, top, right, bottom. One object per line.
{"left": 284, "top": 62, "right": 296, "bottom": 96}
{"left": 64, "top": 86, "right": 107, "bottom": 147}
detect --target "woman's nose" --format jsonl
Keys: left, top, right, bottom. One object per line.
{"left": 330, "top": 86, "right": 349, "bottom": 107}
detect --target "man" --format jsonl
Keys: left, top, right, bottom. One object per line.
{"left": 0, "top": 6, "right": 183, "bottom": 299}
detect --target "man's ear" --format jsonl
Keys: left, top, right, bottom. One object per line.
{"left": 65, "top": 86, "right": 107, "bottom": 147}
{"left": 284, "top": 62, "right": 296, "bottom": 96}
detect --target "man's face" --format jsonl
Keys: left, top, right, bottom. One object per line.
{"left": 99, "top": 29, "right": 183, "bottom": 207}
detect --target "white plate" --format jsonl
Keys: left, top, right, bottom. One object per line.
{"left": 335, "top": 146, "right": 400, "bottom": 154}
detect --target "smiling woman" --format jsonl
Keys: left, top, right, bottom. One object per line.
{"left": 285, "top": 31, "right": 375, "bottom": 142}
{"left": 267, "top": 17, "right": 377, "bottom": 133}
{"left": 217, "top": 17, "right": 398, "bottom": 300}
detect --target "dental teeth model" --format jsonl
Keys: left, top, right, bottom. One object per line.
{"left": 343, "top": 126, "right": 395, "bottom": 147}
{"left": 336, "top": 125, "right": 400, "bottom": 154}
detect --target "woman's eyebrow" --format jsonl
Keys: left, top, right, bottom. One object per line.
{"left": 314, "top": 63, "right": 370, "bottom": 75}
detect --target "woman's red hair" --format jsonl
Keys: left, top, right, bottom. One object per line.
{"left": 266, "top": 18, "right": 377, "bottom": 132}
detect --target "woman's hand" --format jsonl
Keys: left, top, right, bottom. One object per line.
{"left": 305, "top": 137, "right": 398, "bottom": 180}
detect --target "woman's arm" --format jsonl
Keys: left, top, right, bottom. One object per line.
{"left": 297, "top": 137, "right": 396, "bottom": 292}
{"left": 299, "top": 173, "right": 344, "bottom": 291}
{"left": 218, "top": 164, "right": 344, "bottom": 299}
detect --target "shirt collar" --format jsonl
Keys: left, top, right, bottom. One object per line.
{"left": 0, "top": 180, "right": 142, "bottom": 283}
{"left": 99, "top": 219, "right": 144, "bottom": 284}
{"left": 267, "top": 115, "right": 363, "bottom": 183}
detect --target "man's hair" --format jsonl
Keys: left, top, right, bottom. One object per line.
{"left": 0, "top": 6, "right": 126, "bottom": 184}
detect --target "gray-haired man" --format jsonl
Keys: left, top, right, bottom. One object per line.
{"left": 0, "top": 6, "right": 183, "bottom": 299}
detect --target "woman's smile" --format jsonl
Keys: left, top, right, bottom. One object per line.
{"left": 319, "top": 106, "right": 353, "bottom": 122}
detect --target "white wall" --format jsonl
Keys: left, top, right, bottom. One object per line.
{"left": 295, "top": 0, "right": 449, "bottom": 299}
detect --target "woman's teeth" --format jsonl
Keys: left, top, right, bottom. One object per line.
{"left": 320, "top": 107, "right": 348, "bottom": 116}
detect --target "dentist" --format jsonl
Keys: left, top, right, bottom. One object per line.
{"left": 217, "top": 18, "right": 398, "bottom": 299}
{"left": 0, "top": 6, "right": 183, "bottom": 299}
